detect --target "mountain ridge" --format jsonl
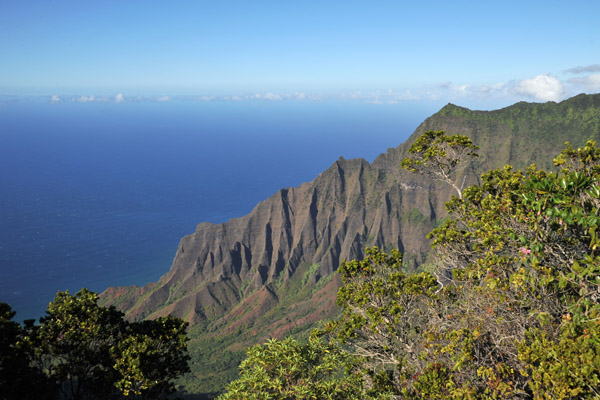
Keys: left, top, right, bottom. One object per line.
{"left": 100, "top": 93, "right": 600, "bottom": 395}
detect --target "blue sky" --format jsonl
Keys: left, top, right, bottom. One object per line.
{"left": 1, "top": 0, "right": 599, "bottom": 108}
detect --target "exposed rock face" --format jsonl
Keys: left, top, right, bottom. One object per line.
{"left": 104, "top": 152, "right": 443, "bottom": 322}
{"left": 102, "top": 93, "right": 600, "bottom": 329}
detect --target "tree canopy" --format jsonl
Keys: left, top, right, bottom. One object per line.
{"left": 0, "top": 288, "right": 190, "bottom": 400}
{"left": 217, "top": 333, "right": 366, "bottom": 400}
{"left": 331, "top": 138, "right": 600, "bottom": 398}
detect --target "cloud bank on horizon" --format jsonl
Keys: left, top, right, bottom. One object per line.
{"left": 37, "top": 66, "right": 600, "bottom": 108}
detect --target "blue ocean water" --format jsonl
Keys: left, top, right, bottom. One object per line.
{"left": 0, "top": 99, "right": 431, "bottom": 321}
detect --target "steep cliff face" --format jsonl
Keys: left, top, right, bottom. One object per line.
{"left": 103, "top": 152, "right": 442, "bottom": 323}
{"left": 104, "top": 94, "right": 600, "bottom": 327}
{"left": 101, "top": 93, "right": 600, "bottom": 394}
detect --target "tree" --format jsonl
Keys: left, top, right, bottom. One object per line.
{"left": 38, "top": 289, "right": 126, "bottom": 400}
{"left": 428, "top": 142, "right": 600, "bottom": 398}
{"left": 400, "top": 130, "right": 479, "bottom": 199}
{"left": 0, "top": 302, "right": 55, "bottom": 400}
{"left": 217, "top": 333, "right": 368, "bottom": 400}
{"left": 1, "top": 288, "right": 191, "bottom": 400}
{"left": 328, "top": 247, "right": 440, "bottom": 397}
{"left": 112, "top": 316, "right": 190, "bottom": 398}
{"left": 326, "top": 137, "right": 600, "bottom": 398}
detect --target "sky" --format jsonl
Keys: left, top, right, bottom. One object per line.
{"left": 1, "top": 0, "right": 599, "bottom": 109}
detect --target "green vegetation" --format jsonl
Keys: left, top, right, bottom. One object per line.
{"left": 177, "top": 261, "right": 339, "bottom": 396}
{"left": 220, "top": 132, "right": 600, "bottom": 399}
{"left": 427, "top": 94, "right": 600, "bottom": 172}
{"left": 217, "top": 334, "right": 365, "bottom": 400}
{"left": 0, "top": 303, "right": 53, "bottom": 399}
{"left": 401, "top": 130, "right": 479, "bottom": 198}
{"left": 403, "top": 207, "right": 427, "bottom": 226}
{"left": 301, "top": 263, "right": 321, "bottom": 287}
{"left": 0, "top": 289, "right": 190, "bottom": 400}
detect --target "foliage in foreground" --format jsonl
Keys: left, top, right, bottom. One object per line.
{"left": 333, "top": 135, "right": 600, "bottom": 398}
{"left": 0, "top": 288, "right": 190, "bottom": 400}
{"left": 217, "top": 333, "right": 369, "bottom": 400}
{"left": 221, "top": 132, "right": 600, "bottom": 399}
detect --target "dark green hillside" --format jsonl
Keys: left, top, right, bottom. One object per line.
{"left": 101, "top": 93, "right": 600, "bottom": 397}
{"left": 425, "top": 93, "right": 600, "bottom": 170}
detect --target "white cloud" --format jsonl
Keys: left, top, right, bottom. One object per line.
{"left": 568, "top": 74, "right": 600, "bottom": 91}
{"left": 478, "top": 83, "right": 505, "bottom": 94}
{"left": 514, "top": 74, "right": 565, "bottom": 102}
{"left": 50, "top": 95, "right": 60, "bottom": 104}
{"left": 76, "top": 95, "right": 95, "bottom": 103}
{"left": 390, "top": 90, "right": 421, "bottom": 101}
{"left": 339, "top": 89, "right": 421, "bottom": 103}
{"left": 243, "top": 92, "right": 306, "bottom": 101}
{"left": 114, "top": 93, "right": 125, "bottom": 103}
{"left": 456, "top": 84, "right": 471, "bottom": 95}
{"left": 564, "top": 64, "right": 600, "bottom": 74}
{"left": 427, "top": 82, "right": 474, "bottom": 99}
{"left": 157, "top": 95, "right": 171, "bottom": 102}
{"left": 263, "top": 92, "right": 283, "bottom": 101}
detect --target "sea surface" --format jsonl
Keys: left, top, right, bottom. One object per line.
{"left": 0, "top": 98, "right": 432, "bottom": 321}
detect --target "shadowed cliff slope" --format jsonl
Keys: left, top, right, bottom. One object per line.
{"left": 101, "top": 93, "right": 600, "bottom": 395}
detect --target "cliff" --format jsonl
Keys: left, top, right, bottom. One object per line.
{"left": 101, "top": 93, "right": 600, "bottom": 394}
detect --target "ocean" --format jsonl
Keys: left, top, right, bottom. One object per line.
{"left": 0, "top": 98, "right": 431, "bottom": 321}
